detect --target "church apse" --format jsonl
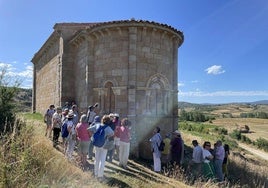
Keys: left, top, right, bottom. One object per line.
{"left": 32, "top": 20, "right": 183, "bottom": 159}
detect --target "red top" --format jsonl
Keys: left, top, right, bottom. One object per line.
{"left": 118, "top": 126, "right": 130, "bottom": 143}
{"left": 114, "top": 125, "right": 121, "bottom": 137}
{"left": 76, "top": 122, "right": 90, "bottom": 141}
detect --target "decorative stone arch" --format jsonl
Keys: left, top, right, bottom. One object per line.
{"left": 146, "top": 73, "right": 171, "bottom": 115}
{"left": 94, "top": 78, "right": 119, "bottom": 115}
{"left": 146, "top": 73, "right": 170, "bottom": 90}
{"left": 99, "top": 77, "right": 119, "bottom": 88}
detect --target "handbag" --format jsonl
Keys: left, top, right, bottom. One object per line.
{"left": 103, "top": 137, "right": 114, "bottom": 150}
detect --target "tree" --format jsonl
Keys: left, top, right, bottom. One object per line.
{"left": 0, "top": 65, "right": 20, "bottom": 133}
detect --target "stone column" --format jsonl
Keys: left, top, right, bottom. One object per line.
{"left": 128, "top": 27, "right": 137, "bottom": 116}
{"left": 128, "top": 27, "right": 138, "bottom": 156}
{"left": 58, "top": 36, "right": 63, "bottom": 107}
{"left": 87, "top": 36, "right": 95, "bottom": 107}
{"left": 172, "top": 38, "right": 179, "bottom": 130}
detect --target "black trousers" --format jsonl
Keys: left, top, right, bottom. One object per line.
{"left": 53, "top": 127, "right": 61, "bottom": 145}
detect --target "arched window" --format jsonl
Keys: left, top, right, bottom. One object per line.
{"left": 146, "top": 74, "right": 170, "bottom": 115}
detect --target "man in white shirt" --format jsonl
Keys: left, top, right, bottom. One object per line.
{"left": 189, "top": 140, "right": 203, "bottom": 178}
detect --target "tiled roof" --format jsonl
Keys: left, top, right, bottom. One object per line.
{"left": 54, "top": 19, "right": 183, "bottom": 37}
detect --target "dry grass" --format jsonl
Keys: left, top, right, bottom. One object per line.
{"left": 0, "top": 115, "right": 105, "bottom": 188}
{"left": 228, "top": 152, "right": 268, "bottom": 187}
{"left": 0, "top": 114, "right": 191, "bottom": 188}
{"left": 3, "top": 111, "right": 268, "bottom": 187}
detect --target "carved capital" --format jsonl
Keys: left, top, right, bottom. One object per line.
{"left": 111, "top": 86, "right": 127, "bottom": 95}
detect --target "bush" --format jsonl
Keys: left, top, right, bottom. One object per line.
{"left": 241, "top": 135, "right": 252, "bottom": 144}
{"left": 213, "top": 127, "right": 228, "bottom": 135}
{"left": 255, "top": 138, "right": 268, "bottom": 152}
{"left": 179, "top": 110, "right": 209, "bottom": 122}
{"left": 0, "top": 66, "right": 20, "bottom": 133}
{"left": 230, "top": 129, "right": 241, "bottom": 140}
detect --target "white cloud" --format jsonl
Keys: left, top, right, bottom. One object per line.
{"left": 178, "top": 82, "right": 184, "bottom": 87}
{"left": 0, "top": 62, "right": 33, "bottom": 88}
{"left": 178, "top": 90, "right": 268, "bottom": 97}
{"left": 205, "top": 65, "right": 225, "bottom": 75}
{"left": 0, "top": 62, "right": 33, "bottom": 79}
{"left": 0, "top": 62, "right": 12, "bottom": 70}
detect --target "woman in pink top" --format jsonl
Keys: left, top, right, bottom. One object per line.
{"left": 118, "top": 118, "right": 131, "bottom": 169}
{"left": 76, "top": 114, "right": 91, "bottom": 170}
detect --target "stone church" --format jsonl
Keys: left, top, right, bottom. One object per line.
{"left": 32, "top": 19, "right": 184, "bottom": 159}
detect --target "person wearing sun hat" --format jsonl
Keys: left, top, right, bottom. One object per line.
{"left": 65, "top": 110, "right": 76, "bottom": 160}
{"left": 170, "top": 130, "right": 183, "bottom": 166}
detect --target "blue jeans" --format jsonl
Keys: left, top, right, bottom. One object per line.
{"left": 88, "top": 140, "right": 94, "bottom": 158}
{"left": 214, "top": 159, "right": 224, "bottom": 181}
{"left": 106, "top": 148, "right": 114, "bottom": 162}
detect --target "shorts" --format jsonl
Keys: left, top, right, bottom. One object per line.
{"left": 114, "top": 137, "right": 120, "bottom": 146}
{"left": 78, "top": 141, "right": 90, "bottom": 154}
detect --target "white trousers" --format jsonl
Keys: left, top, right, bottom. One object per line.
{"left": 153, "top": 152, "right": 161, "bottom": 172}
{"left": 119, "top": 141, "right": 130, "bottom": 167}
{"left": 66, "top": 137, "right": 75, "bottom": 160}
{"left": 94, "top": 147, "right": 108, "bottom": 178}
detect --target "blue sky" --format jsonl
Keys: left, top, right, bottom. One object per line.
{"left": 1, "top": 0, "right": 268, "bottom": 104}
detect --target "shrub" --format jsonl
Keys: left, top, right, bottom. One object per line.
{"left": 241, "top": 135, "right": 252, "bottom": 144}
{"left": 213, "top": 127, "right": 228, "bottom": 135}
{"left": 255, "top": 138, "right": 268, "bottom": 152}
{"left": 0, "top": 65, "right": 20, "bottom": 133}
{"left": 230, "top": 129, "right": 241, "bottom": 140}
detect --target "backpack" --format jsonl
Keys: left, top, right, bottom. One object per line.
{"left": 61, "top": 120, "right": 69, "bottom": 138}
{"left": 158, "top": 134, "right": 165, "bottom": 152}
{"left": 158, "top": 140, "right": 165, "bottom": 152}
{"left": 92, "top": 125, "right": 108, "bottom": 147}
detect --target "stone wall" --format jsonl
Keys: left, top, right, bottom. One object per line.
{"left": 33, "top": 37, "right": 60, "bottom": 114}
{"left": 32, "top": 20, "right": 183, "bottom": 159}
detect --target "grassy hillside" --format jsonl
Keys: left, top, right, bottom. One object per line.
{"left": 1, "top": 113, "right": 190, "bottom": 188}
{"left": 178, "top": 102, "right": 268, "bottom": 187}
{"left": 179, "top": 102, "right": 268, "bottom": 141}
{"left": 14, "top": 88, "right": 32, "bottom": 112}
{"left": 3, "top": 97, "right": 267, "bottom": 187}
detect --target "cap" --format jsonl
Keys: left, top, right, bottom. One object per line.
{"left": 173, "top": 130, "right": 181, "bottom": 136}
{"left": 67, "top": 111, "right": 74, "bottom": 118}
{"left": 114, "top": 113, "right": 119, "bottom": 117}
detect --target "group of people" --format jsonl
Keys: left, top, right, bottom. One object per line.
{"left": 148, "top": 127, "right": 230, "bottom": 183}
{"left": 149, "top": 127, "right": 184, "bottom": 172}
{"left": 44, "top": 103, "right": 132, "bottom": 181}
{"left": 44, "top": 103, "right": 230, "bottom": 183}
{"left": 189, "top": 139, "right": 230, "bottom": 182}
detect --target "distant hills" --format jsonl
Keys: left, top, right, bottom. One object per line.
{"left": 178, "top": 100, "right": 268, "bottom": 108}
{"left": 15, "top": 88, "right": 32, "bottom": 112}
{"left": 250, "top": 100, "right": 268, "bottom": 105}
{"left": 15, "top": 87, "right": 268, "bottom": 111}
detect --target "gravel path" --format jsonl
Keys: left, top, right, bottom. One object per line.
{"left": 238, "top": 143, "right": 268, "bottom": 161}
